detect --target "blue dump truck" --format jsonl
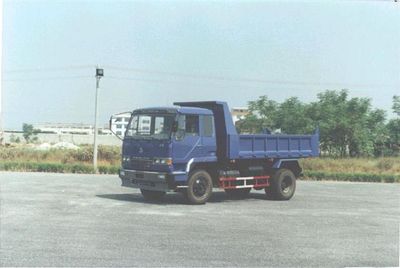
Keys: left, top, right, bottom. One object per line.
{"left": 114, "top": 101, "right": 319, "bottom": 204}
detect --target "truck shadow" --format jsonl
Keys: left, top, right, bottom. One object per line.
{"left": 96, "top": 191, "right": 272, "bottom": 205}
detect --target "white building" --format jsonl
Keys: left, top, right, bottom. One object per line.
{"left": 33, "top": 107, "right": 248, "bottom": 137}
{"left": 34, "top": 123, "right": 94, "bottom": 135}
{"left": 231, "top": 107, "right": 249, "bottom": 123}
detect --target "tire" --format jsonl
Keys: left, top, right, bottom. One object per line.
{"left": 224, "top": 188, "right": 251, "bottom": 199}
{"left": 140, "top": 189, "right": 166, "bottom": 201}
{"left": 185, "top": 170, "right": 213, "bottom": 205}
{"left": 265, "top": 168, "right": 296, "bottom": 200}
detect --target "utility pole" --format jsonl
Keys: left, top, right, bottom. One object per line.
{"left": 0, "top": 1, "right": 3, "bottom": 145}
{"left": 93, "top": 67, "right": 104, "bottom": 172}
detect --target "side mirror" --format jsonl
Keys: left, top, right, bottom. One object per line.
{"left": 109, "top": 112, "right": 132, "bottom": 141}
{"left": 171, "top": 121, "right": 178, "bottom": 133}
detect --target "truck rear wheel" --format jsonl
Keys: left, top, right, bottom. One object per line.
{"left": 266, "top": 168, "right": 296, "bottom": 200}
{"left": 140, "top": 189, "right": 166, "bottom": 201}
{"left": 224, "top": 188, "right": 251, "bottom": 198}
{"left": 185, "top": 170, "right": 213, "bottom": 205}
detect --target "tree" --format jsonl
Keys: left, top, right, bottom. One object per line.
{"left": 307, "top": 90, "right": 351, "bottom": 156}
{"left": 302, "top": 90, "right": 386, "bottom": 157}
{"left": 275, "top": 97, "right": 313, "bottom": 134}
{"left": 236, "top": 114, "right": 263, "bottom": 134}
{"left": 239, "top": 96, "right": 313, "bottom": 134}
{"left": 237, "top": 89, "right": 388, "bottom": 157}
{"left": 387, "top": 119, "right": 400, "bottom": 155}
{"left": 392, "top": 95, "right": 400, "bottom": 116}
{"left": 385, "top": 96, "right": 400, "bottom": 156}
{"left": 22, "top": 123, "right": 39, "bottom": 143}
{"left": 366, "top": 109, "right": 387, "bottom": 156}
{"left": 248, "top": 95, "right": 279, "bottom": 129}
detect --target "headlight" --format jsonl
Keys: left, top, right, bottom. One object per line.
{"left": 122, "top": 156, "right": 130, "bottom": 162}
{"left": 153, "top": 158, "right": 172, "bottom": 165}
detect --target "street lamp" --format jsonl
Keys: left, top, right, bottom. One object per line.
{"left": 93, "top": 66, "right": 103, "bottom": 172}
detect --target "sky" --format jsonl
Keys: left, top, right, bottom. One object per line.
{"left": 2, "top": 0, "right": 400, "bottom": 130}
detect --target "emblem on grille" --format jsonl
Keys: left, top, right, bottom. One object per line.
{"left": 138, "top": 147, "right": 144, "bottom": 154}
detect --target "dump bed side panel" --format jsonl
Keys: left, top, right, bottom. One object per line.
{"left": 238, "top": 132, "right": 319, "bottom": 159}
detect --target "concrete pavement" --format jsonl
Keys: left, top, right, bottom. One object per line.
{"left": 0, "top": 172, "right": 399, "bottom": 267}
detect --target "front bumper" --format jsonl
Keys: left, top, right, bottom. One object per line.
{"left": 119, "top": 168, "right": 179, "bottom": 191}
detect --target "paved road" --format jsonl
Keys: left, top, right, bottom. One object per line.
{"left": 0, "top": 172, "right": 399, "bottom": 267}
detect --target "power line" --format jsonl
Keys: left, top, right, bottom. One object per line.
{"left": 105, "top": 65, "right": 397, "bottom": 89}
{"left": 107, "top": 75, "right": 270, "bottom": 90}
{"left": 3, "top": 65, "right": 94, "bottom": 73}
{"left": 3, "top": 75, "right": 91, "bottom": 82}
{"left": 3, "top": 64, "right": 398, "bottom": 89}
{"left": 105, "top": 65, "right": 308, "bottom": 85}
{"left": 106, "top": 75, "right": 345, "bottom": 93}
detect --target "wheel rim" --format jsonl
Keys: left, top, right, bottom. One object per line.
{"left": 281, "top": 175, "right": 293, "bottom": 194}
{"left": 193, "top": 176, "right": 208, "bottom": 198}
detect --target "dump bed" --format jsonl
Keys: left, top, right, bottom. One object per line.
{"left": 174, "top": 101, "right": 319, "bottom": 161}
{"left": 238, "top": 132, "right": 319, "bottom": 159}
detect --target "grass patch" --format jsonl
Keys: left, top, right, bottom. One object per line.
{"left": 0, "top": 161, "right": 119, "bottom": 174}
{"left": 300, "top": 157, "right": 400, "bottom": 175}
{"left": 302, "top": 171, "right": 400, "bottom": 183}
{"left": 0, "top": 145, "right": 121, "bottom": 174}
{"left": 0, "top": 145, "right": 399, "bottom": 182}
{"left": 0, "top": 145, "right": 121, "bottom": 166}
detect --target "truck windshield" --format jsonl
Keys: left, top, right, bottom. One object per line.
{"left": 125, "top": 113, "right": 175, "bottom": 140}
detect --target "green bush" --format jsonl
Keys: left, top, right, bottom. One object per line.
{"left": 98, "top": 165, "right": 119, "bottom": 174}
{"left": 69, "top": 164, "right": 94, "bottom": 174}
{"left": 37, "top": 163, "right": 64, "bottom": 173}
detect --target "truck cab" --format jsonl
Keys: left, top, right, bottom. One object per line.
{"left": 119, "top": 106, "right": 216, "bottom": 192}
{"left": 116, "top": 101, "right": 319, "bottom": 204}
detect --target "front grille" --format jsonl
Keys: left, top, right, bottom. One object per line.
{"left": 130, "top": 158, "right": 153, "bottom": 170}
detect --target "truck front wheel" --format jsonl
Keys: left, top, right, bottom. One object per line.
{"left": 185, "top": 170, "right": 213, "bottom": 205}
{"left": 140, "top": 189, "right": 166, "bottom": 201}
{"left": 266, "top": 168, "right": 296, "bottom": 200}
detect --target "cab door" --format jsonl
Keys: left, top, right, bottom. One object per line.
{"left": 172, "top": 114, "right": 203, "bottom": 164}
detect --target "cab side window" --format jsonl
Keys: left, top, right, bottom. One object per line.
{"left": 185, "top": 115, "right": 199, "bottom": 136}
{"left": 202, "top": 115, "right": 214, "bottom": 137}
